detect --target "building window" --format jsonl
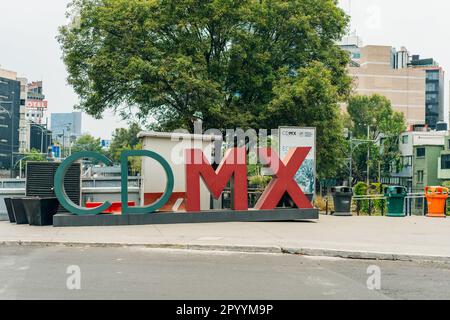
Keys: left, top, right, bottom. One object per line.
{"left": 416, "top": 148, "right": 426, "bottom": 157}
{"left": 417, "top": 170, "right": 424, "bottom": 184}
{"left": 426, "top": 93, "right": 438, "bottom": 103}
{"left": 426, "top": 71, "right": 439, "bottom": 80}
{"left": 402, "top": 135, "right": 409, "bottom": 144}
{"left": 402, "top": 156, "right": 412, "bottom": 166}
{"left": 442, "top": 155, "right": 450, "bottom": 170}
{"left": 426, "top": 83, "right": 437, "bottom": 91}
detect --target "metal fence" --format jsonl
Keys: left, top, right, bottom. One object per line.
{"left": 324, "top": 193, "right": 428, "bottom": 216}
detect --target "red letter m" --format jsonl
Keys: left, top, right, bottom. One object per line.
{"left": 185, "top": 148, "right": 248, "bottom": 211}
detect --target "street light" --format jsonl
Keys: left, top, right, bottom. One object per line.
{"left": 28, "top": 121, "right": 48, "bottom": 154}
{"left": 346, "top": 128, "right": 374, "bottom": 187}
{"left": 65, "top": 123, "right": 72, "bottom": 157}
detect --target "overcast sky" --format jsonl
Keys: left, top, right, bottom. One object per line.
{"left": 0, "top": 0, "right": 448, "bottom": 138}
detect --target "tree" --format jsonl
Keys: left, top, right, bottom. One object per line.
{"left": 346, "top": 94, "right": 406, "bottom": 183}
{"left": 264, "top": 62, "right": 346, "bottom": 178}
{"left": 58, "top": 0, "right": 351, "bottom": 177}
{"left": 108, "top": 123, "right": 142, "bottom": 162}
{"left": 71, "top": 134, "right": 103, "bottom": 153}
{"left": 20, "top": 149, "right": 46, "bottom": 170}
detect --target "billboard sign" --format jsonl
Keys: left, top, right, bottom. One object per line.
{"left": 279, "top": 127, "right": 316, "bottom": 194}
{"left": 26, "top": 100, "right": 48, "bottom": 110}
{"left": 52, "top": 145, "right": 61, "bottom": 159}
{"left": 101, "top": 139, "right": 111, "bottom": 148}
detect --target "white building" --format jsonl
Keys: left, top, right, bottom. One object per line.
{"left": 390, "top": 130, "right": 447, "bottom": 190}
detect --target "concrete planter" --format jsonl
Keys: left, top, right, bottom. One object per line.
{"left": 22, "top": 197, "right": 60, "bottom": 226}
{"left": 3, "top": 198, "right": 15, "bottom": 223}
{"left": 11, "top": 198, "right": 29, "bottom": 225}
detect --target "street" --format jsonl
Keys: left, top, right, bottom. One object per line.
{"left": 1, "top": 245, "right": 450, "bottom": 300}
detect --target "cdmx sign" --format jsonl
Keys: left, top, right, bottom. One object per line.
{"left": 54, "top": 147, "right": 314, "bottom": 216}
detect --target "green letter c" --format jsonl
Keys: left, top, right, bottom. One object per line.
{"left": 54, "top": 151, "right": 113, "bottom": 215}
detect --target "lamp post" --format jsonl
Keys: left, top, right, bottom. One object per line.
{"left": 28, "top": 122, "right": 47, "bottom": 154}
{"left": 65, "top": 123, "right": 72, "bottom": 157}
{"left": 347, "top": 129, "right": 374, "bottom": 187}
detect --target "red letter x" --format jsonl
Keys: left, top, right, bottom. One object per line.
{"left": 254, "top": 147, "right": 313, "bottom": 210}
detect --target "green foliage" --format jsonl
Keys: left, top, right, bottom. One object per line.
{"left": 20, "top": 149, "right": 46, "bottom": 169}
{"left": 353, "top": 181, "right": 386, "bottom": 215}
{"left": 248, "top": 175, "right": 272, "bottom": 188}
{"left": 346, "top": 94, "right": 406, "bottom": 183}
{"left": 108, "top": 123, "right": 142, "bottom": 162}
{"left": 353, "top": 181, "right": 367, "bottom": 196}
{"left": 58, "top": 0, "right": 351, "bottom": 178}
{"left": 72, "top": 134, "right": 103, "bottom": 153}
{"left": 265, "top": 62, "right": 347, "bottom": 178}
{"left": 125, "top": 142, "right": 143, "bottom": 175}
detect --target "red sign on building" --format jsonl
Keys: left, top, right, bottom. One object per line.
{"left": 26, "top": 100, "right": 48, "bottom": 110}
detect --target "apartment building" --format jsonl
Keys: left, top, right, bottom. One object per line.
{"left": 409, "top": 56, "right": 446, "bottom": 129}
{"left": 347, "top": 45, "right": 426, "bottom": 126}
{"left": 390, "top": 130, "right": 447, "bottom": 191}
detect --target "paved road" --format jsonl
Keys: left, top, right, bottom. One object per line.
{"left": 3, "top": 216, "right": 450, "bottom": 261}
{"left": 1, "top": 245, "right": 450, "bottom": 300}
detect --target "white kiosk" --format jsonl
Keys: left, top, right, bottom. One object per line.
{"left": 137, "top": 131, "right": 221, "bottom": 211}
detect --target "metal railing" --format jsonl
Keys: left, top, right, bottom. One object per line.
{"left": 325, "top": 193, "right": 427, "bottom": 216}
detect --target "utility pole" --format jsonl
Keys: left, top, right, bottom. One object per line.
{"left": 378, "top": 160, "right": 381, "bottom": 183}
{"left": 10, "top": 96, "right": 14, "bottom": 178}
{"left": 62, "top": 129, "right": 66, "bottom": 158}
{"left": 349, "top": 131, "right": 353, "bottom": 187}
{"left": 366, "top": 124, "right": 370, "bottom": 185}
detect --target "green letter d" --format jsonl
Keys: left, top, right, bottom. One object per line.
{"left": 121, "top": 150, "right": 174, "bottom": 214}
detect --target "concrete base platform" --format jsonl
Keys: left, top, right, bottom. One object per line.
{"left": 53, "top": 208, "right": 319, "bottom": 227}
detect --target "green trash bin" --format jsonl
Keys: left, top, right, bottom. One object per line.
{"left": 332, "top": 186, "right": 353, "bottom": 216}
{"left": 384, "top": 186, "right": 407, "bottom": 217}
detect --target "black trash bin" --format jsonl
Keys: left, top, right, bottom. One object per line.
{"left": 11, "top": 198, "right": 30, "bottom": 224}
{"left": 4, "top": 198, "right": 16, "bottom": 223}
{"left": 22, "top": 197, "right": 60, "bottom": 226}
{"left": 332, "top": 186, "right": 353, "bottom": 216}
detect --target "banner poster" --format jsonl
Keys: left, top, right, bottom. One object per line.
{"left": 278, "top": 127, "right": 316, "bottom": 194}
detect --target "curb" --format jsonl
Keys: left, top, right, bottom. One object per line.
{"left": 1, "top": 240, "right": 449, "bottom": 263}
{"left": 281, "top": 247, "right": 450, "bottom": 263}
{"left": 0, "top": 240, "right": 282, "bottom": 254}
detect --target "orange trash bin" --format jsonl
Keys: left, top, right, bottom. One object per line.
{"left": 425, "top": 186, "right": 448, "bottom": 218}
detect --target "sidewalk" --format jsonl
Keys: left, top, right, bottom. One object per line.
{"left": 1, "top": 215, "right": 450, "bottom": 262}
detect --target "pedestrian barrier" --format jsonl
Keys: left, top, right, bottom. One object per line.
{"left": 352, "top": 194, "right": 386, "bottom": 216}
{"left": 425, "top": 186, "right": 448, "bottom": 218}
{"left": 325, "top": 191, "right": 427, "bottom": 217}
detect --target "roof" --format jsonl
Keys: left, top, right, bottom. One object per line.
{"left": 137, "top": 131, "right": 223, "bottom": 141}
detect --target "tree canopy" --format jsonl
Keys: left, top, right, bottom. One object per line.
{"left": 58, "top": 0, "right": 351, "bottom": 177}
{"left": 108, "top": 123, "right": 142, "bottom": 162}
{"left": 345, "top": 94, "right": 406, "bottom": 183}
{"left": 71, "top": 134, "right": 103, "bottom": 153}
